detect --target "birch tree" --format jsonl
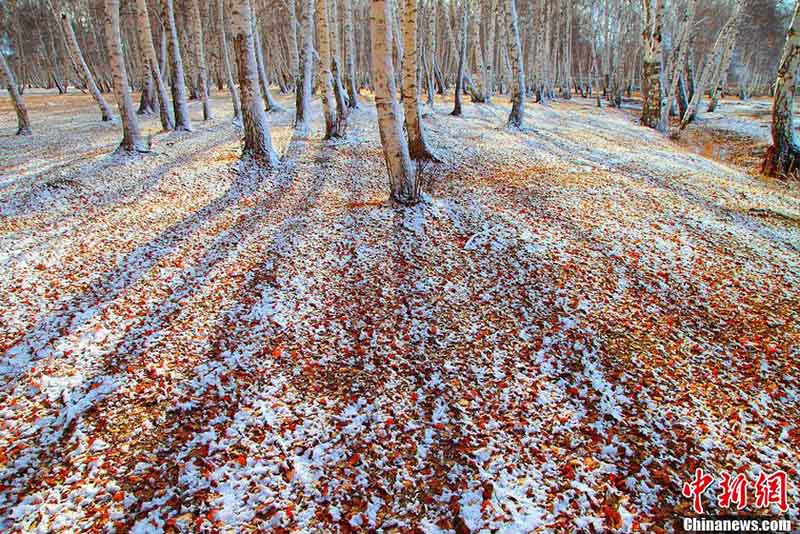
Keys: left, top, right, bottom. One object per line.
{"left": 230, "top": 0, "right": 279, "bottom": 164}
{"left": 60, "top": 10, "right": 115, "bottom": 123}
{"left": 641, "top": 0, "right": 663, "bottom": 129}
{"left": 317, "top": 0, "right": 346, "bottom": 138}
{"left": 659, "top": 0, "right": 696, "bottom": 131}
{"left": 401, "top": 0, "right": 434, "bottom": 158}
{"left": 218, "top": 0, "right": 242, "bottom": 124}
{"left": 295, "top": 0, "right": 313, "bottom": 129}
{"left": 0, "top": 53, "right": 32, "bottom": 135}
{"left": 342, "top": 0, "right": 359, "bottom": 107}
{"left": 505, "top": 0, "right": 525, "bottom": 127}
{"left": 763, "top": 0, "right": 800, "bottom": 178}
{"left": 679, "top": 0, "right": 742, "bottom": 130}
{"left": 103, "top": 0, "right": 147, "bottom": 152}
{"left": 162, "top": 0, "right": 193, "bottom": 131}
{"left": 134, "top": 0, "right": 174, "bottom": 130}
{"left": 190, "top": 0, "right": 213, "bottom": 120}
{"left": 370, "top": 0, "right": 418, "bottom": 205}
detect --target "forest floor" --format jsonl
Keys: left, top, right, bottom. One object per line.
{"left": 0, "top": 90, "right": 798, "bottom": 534}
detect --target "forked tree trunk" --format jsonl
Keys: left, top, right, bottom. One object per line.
{"left": 370, "top": 0, "right": 418, "bottom": 205}
{"left": 162, "top": 0, "right": 193, "bottom": 130}
{"left": 505, "top": 0, "right": 525, "bottom": 127}
{"left": 467, "top": 0, "right": 486, "bottom": 102}
{"left": 329, "top": 0, "right": 349, "bottom": 117}
{"left": 295, "top": 0, "right": 313, "bottom": 129}
{"left": 401, "top": 0, "right": 434, "bottom": 158}
{"left": 425, "top": 0, "right": 437, "bottom": 105}
{"left": 61, "top": 12, "right": 115, "bottom": 122}
{"left": 0, "top": 53, "right": 32, "bottom": 135}
{"left": 104, "top": 0, "right": 146, "bottom": 152}
{"left": 287, "top": 0, "right": 301, "bottom": 93}
{"left": 135, "top": 0, "right": 174, "bottom": 130}
{"left": 230, "top": 0, "right": 279, "bottom": 164}
{"left": 680, "top": 0, "right": 741, "bottom": 130}
{"left": 252, "top": 14, "right": 281, "bottom": 112}
{"left": 342, "top": 0, "right": 359, "bottom": 107}
{"left": 316, "top": 0, "right": 345, "bottom": 138}
{"left": 763, "top": 0, "right": 800, "bottom": 178}
{"left": 190, "top": 0, "right": 213, "bottom": 120}
{"left": 659, "top": 0, "right": 696, "bottom": 131}
{"left": 707, "top": 18, "right": 740, "bottom": 113}
{"left": 217, "top": 0, "right": 242, "bottom": 124}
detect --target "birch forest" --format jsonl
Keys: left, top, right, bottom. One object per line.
{"left": 1, "top": 0, "right": 800, "bottom": 531}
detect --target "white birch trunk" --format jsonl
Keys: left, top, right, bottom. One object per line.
{"left": 401, "top": 0, "right": 434, "bottom": 158}
{"left": 370, "top": 0, "right": 418, "bottom": 205}
{"left": 0, "top": 53, "right": 32, "bottom": 135}
{"left": 134, "top": 0, "right": 174, "bottom": 130}
{"left": 104, "top": 0, "right": 146, "bottom": 152}
{"left": 190, "top": 0, "right": 213, "bottom": 119}
{"left": 61, "top": 11, "right": 115, "bottom": 122}
{"left": 230, "top": 0, "right": 279, "bottom": 164}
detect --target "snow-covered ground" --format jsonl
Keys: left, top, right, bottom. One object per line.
{"left": 0, "top": 90, "right": 798, "bottom": 533}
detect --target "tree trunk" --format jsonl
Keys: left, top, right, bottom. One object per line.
{"left": 370, "top": 0, "right": 418, "bottom": 205}
{"left": 505, "top": 0, "right": 525, "bottom": 127}
{"left": 763, "top": 0, "right": 800, "bottom": 178}
{"left": 451, "top": 0, "right": 467, "bottom": 116}
{"left": 317, "top": 0, "right": 346, "bottom": 138}
{"left": 467, "top": 0, "right": 486, "bottom": 102}
{"left": 401, "top": 0, "right": 434, "bottom": 158}
{"left": 190, "top": 0, "right": 213, "bottom": 120}
{"left": 230, "top": 0, "right": 279, "bottom": 164}
{"left": 425, "top": 0, "right": 438, "bottom": 105}
{"left": 660, "top": 0, "right": 696, "bottom": 131}
{"left": 0, "top": 53, "right": 32, "bottom": 135}
{"left": 342, "top": 0, "right": 359, "bottom": 107}
{"left": 104, "top": 0, "right": 146, "bottom": 152}
{"left": 640, "top": 0, "right": 663, "bottom": 129}
{"left": 218, "top": 0, "right": 242, "bottom": 124}
{"left": 252, "top": 12, "right": 281, "bottom": 112}
{"left": 295, "top": 0, "right": 313, "bottom": 129}
{"left": 680, "top": 0, "right": 741, "bottom": 130}
{"left": 134, "top": 0, "right": 174, "bottom": 130}
{"left": 162, "top": 0, "right": 193, "bottom": 131}
{"left": 61, "top": 12, "right": 115, "bottom": 122}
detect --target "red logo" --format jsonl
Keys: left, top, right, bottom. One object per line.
{"left": 683, "top": 469, "right": 790, "bottom": 515}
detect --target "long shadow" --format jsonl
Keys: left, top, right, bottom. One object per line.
{"left": 0, "top": 152, "right": 278, "bottom": 386}
{"left": 0, "top": 129, "right": 323, "bottom": 517}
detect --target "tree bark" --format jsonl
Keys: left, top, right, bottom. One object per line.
{"left": 451, "top": 0, "right": 467, "bottom": 116}
{"left": 190, "top": 0, "right": 213, "bottom": 119}
{"left": 61, "top": 11, "right": 115, "bottom": 122}
{"left": 317, "top": 0, "right": 346, "bottom": 138}
{"left": 680, "top": 0, "right": 741, "bottom": 130}
{"left": 162, "top": 0, "right": 193, "bottom": 130}
{"left": 230, "top": 0, "right": 279, "bottom": 164}
{"left": 104, "top": 0, "right": 146, "bottom": 152}
{"left": 342, "top": 0, "right": 359, "bottom": 107}
{"left": 295, "top": 0, "right": 314, "bottom": 129}
{"left": 218, "top": 0, "right": 243, "bottom": 124}
{"left": 505, "top": 0, "right": 525, "bottom": 127}
{"left": 659, "top": 0, "right": 696, "bottom": 132}
{"left": 401, "top": 0, "right": 434, "bottom": 158}
{"left": 640, "top": 0, "right": 663, "bottom": 129}
{"left": 467, "top": 0, "right": 486, "bottom": 102}
{"left": 134, "top": 0, "right": 174, "bottom": 130}
{"left": 370, "top": 0, "right": 418, "bottom": 205}
{"left": 763, "top": 0, "right": 800, "bottom": 178}
{"left": 0, "top": 53, "right": 32, "bottom": 135}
